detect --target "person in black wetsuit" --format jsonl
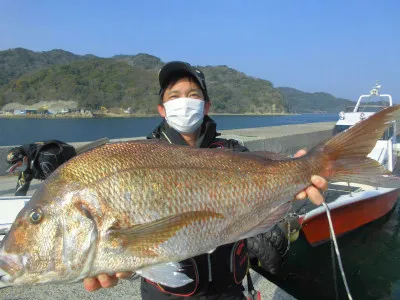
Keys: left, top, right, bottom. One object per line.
{"left": 82, "top": 61, "right": 328, "bottom": 299}
{"left": 5, "top": 140, "right": 76, "bottom": 196}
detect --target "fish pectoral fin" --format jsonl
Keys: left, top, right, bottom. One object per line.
{"left": 109, "top": 210, "right": 224, "bottom": 256}
{"left": 117, "top": 210, "right": 224, "bottom": 238}
{"left": 136, "top": 261, "right": 195, "bottom": 287}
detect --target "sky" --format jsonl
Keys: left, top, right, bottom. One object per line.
{"left": 1, "top": 0, "right": 399, "bottom": 102}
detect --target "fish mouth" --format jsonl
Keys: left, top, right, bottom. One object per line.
{"left": 0, "top": 255, "right": 23, "bottom": 287}
{"left": 0, "top": 268, "right": 11, "bottom": 288}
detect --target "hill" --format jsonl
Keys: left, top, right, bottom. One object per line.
{"left": 202, "top": 66, "right": 285, "bottom": 114}
{"left": 0, "top": 58, "right": 159, "bottom": 113}
{"left": 0, "top": 48, "right": 95, "bottom": 87}
{"left": 0, "top": 50, "right": 287, "bottom": 114}
{"left": 278, "top": 87, "right": 355, "bottom": 113}
{"left": 0, "top": 48, "right": 354, "bottom": 114}
{"left": 112, "top": 53, "right": 163, "bottom": 70}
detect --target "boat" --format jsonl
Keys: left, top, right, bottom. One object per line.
{"left": 296, "top": 83, "right": 400, "bottom": 246}
{"left": 0, "top": 196, "right": 30, "bottom": 241}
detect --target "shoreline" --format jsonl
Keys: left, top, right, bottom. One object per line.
{"left": 0, "top": 112, "right": 302, "bottom": 119}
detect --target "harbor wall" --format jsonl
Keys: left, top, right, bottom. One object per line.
{"left": 219, "top": 122, "right": 335, "bottom": 154}
{"left": 0, "top": 122, "right": 335, "bottom": 175}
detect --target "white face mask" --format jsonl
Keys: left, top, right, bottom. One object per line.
{"left": 163, "top": 98, "right": 205, "bottom": 133}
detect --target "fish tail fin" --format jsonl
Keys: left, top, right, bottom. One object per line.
{"left": 312, "top": 105, "right": 400, "bottom": 187}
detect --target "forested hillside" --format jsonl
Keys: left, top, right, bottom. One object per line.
{"left": 0, "top": 48, "right": 354, "bottom": 114}
{"left": 278, "top": 87, "right": 354, "bottom": 113}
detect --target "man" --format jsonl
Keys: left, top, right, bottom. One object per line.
{"left": 83, "top": 61, "right": 327, "bottom": 298}
{"left": 6, "top": 140, "right": 76, "bottom": 196}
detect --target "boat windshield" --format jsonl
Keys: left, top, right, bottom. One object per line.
{"left": 355, "top": 105, "right": 388, "bottom": 113}
{"left": 332, "top": 124, "right": 394, "bottom": 140}
{"left": 345, "top": 105, "right": 388, "bottom": 113}
{"left": 332, "top": 125, "right": 351, "bottom": 136}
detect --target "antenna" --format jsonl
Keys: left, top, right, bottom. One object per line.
{"left": 370, "top": 81, "right": 381, "bottom": 96}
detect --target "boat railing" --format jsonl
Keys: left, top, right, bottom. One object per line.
{"left": 354, "top": 93, "right": 392, "bottom": 112}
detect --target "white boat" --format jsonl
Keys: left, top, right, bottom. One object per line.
{"left": 298, "top": 83, "right": 400, "bottom": 246}
{"left": 0, "top": 196, "right": 30, "bottom": 241}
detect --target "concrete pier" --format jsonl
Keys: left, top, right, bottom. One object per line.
{"left": 0, "top": 122, "right": 336, "bottom": 300}
{"left": 220, "top": 121, "right": 335, "bottom": 154}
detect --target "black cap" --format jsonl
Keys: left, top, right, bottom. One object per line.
{"left": 6, "top": 147, "right": 26, "bottom": 164}
{"left": 158, "top": 61, "right": 209, "bottom": 101}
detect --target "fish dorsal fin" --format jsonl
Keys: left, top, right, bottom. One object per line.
{"left": 240, "top": 151, "right": 291, "bottom": 161}
{"left": 109, "top": 211, "right": 224, "bottom": 257}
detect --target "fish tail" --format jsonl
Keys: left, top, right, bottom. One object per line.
{"left": 311, "top": 105, "right": 400, "bottom": 187}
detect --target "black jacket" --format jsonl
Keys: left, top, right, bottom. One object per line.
{"left": 147, "top": 115, "right": 247, "bottom": 151}
{"left": 141, "top": 116, "right": 248, "bottom": 299}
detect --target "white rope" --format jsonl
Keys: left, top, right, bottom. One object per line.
{"left": 322, "top": 201, "right": 353, "bottom": 300}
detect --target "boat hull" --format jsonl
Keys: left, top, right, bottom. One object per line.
{"left": 300, "top": 188, "right": 399, "bottom": 246}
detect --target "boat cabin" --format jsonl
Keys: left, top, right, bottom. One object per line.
{"left": 331, "top": 84, "right": 396, "bottom": 171}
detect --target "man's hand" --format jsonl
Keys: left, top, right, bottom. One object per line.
{"left": 293, "top": 149, "right": 328, "bottom": 205}
{"left": 83, "top": 272, "right": 132, "bottom": 292}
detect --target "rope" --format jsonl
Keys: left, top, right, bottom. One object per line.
{"left": 330, "top": 231, "right": 339, "bottom": 300}
{"left": 322, "top": 201, "right": 353, "bottom": 300}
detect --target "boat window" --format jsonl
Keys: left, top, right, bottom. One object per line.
{"left": 355, "top": 105, "right": 388, "bottom": 113}
{"left": 346, "top": 105, "right": 388, "bottom": 113}
{"left": 332, "top": 125, "right": 350, "bottom": 136}
{"left": 380, "top": 125, "right": 394, "bottom": 140}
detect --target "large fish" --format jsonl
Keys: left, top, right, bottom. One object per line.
{"left": 1, "top": 105, "right": 399, "bottom": 288}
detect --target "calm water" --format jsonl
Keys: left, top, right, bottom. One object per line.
{"left": 0, "top": 114, "right": 338, "bottom": 146}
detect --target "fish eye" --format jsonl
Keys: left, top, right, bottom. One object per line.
{"left": 29, "top": 209, "right": 43, "bottom": 224}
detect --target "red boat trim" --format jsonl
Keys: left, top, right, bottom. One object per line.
{"left": 301, "top": 189, "right": 399, "bottom": 246}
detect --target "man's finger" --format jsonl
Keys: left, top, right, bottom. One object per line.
{"left": 84, "top": 277, "right": 102, "bottom": 292}
{"left": 116, "top": 272, "right": 133, "bottom": 279}
{"left": 311, "top": 175, "right": 328, "bottom": 191}
{"left": 295, "top": 190, "right": 307, "bottom": 200}
{"left": 293, "top": 149, "right": 307, "bottom": 158}
{"left": 98, "top": 274, "right": 118, "bottom": 288}
{"left": 306, "top": 186, "right": 324, "bottom": 205}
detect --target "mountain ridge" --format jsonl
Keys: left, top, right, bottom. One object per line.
{"left": 0, "top": 48, "right": 355, "bottom": 114}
